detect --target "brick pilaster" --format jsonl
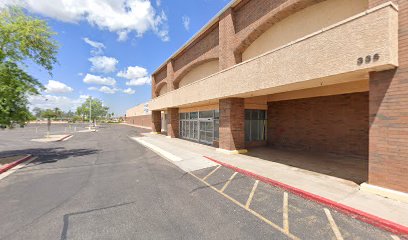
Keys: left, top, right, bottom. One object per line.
{"left": 151, "top": 110, "right": 161, "bottom": 133}
{"left": 368, "top": 0, "right": 408, "bottom": 193}
{"left": 219, "top": 98, "right": 245, "bottom": 151}
{"left": 219, "top": 8, "right": 238, "bottom": 70}
{"left": 167, "top": 108, "right": 179, "bottom": 138}
{"left": 151, "top": 75, "right": 157, "bottom": 98}
{"left": 167, "top": 60, "right": 175, "bottom": 91}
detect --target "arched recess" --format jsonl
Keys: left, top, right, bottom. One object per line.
{"left": 155, "top": 82, "right": 168, "bottom": 97}
{"left": 173, "top": 58, "right": 219, "bottom": 89}
{"left": 234, "top": 0, "right": 368, "bottom": 62}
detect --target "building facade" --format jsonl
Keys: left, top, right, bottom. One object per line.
{"left": 146, "top": 0, "right": 407, "bottom": 195}
{"left": 125, "top": 102, "right": 151, "bottom": 128}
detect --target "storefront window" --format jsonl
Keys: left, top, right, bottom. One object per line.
{"left": 245, "top": 109, "right": 267, "bottom": 142}
{"left": 190, "top": 112, "right": 198, "bottom": 119}
{"left": 199, "top": 111, "right": 213, "bottom": 119}
{"left": 179, "top": 110, "right": 220, "bottom": 144}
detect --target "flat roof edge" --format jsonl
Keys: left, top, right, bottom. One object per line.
{"left": 152, "top": 0, "right": 241, "bottom": 76}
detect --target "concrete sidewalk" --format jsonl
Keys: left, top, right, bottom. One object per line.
{"left": 132, "top": 132, "right": 408, "bottom": 228}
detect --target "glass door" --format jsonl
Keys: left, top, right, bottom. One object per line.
{"left": 199, "top": 119, "right": 214, "bottom": 145}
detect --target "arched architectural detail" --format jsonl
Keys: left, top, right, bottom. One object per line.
{"left": 155, "top": 81, "right": 168, "bottom": 97}
{"left": 234, "top": 0, "right": 368, "bottom": 62}
{"left": 173, "top": 58, "right": 219, "bottom": 89}
{"left": 233, "top": 0, "right": 326, "bottom": 62}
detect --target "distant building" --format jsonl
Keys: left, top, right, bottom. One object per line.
{"left": 125, "top": 102, "right": 151, "bottom": 128}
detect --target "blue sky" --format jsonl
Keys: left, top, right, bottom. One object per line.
{"left": 2, "top": 0, "right": 229, "bottom": 115}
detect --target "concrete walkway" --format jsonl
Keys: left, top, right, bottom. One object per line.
{"left": 134, "top": 132, "right": 408, "bottom": 228}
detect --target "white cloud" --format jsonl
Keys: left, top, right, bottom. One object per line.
{"left": 88, "top": 86, "right": 118, "bottom": 94}
{"left": 44, "top": 80, "right": 73, "bottom": 94}
{"left": 83, "top": 74, "right": 116, "bottom": 85}
{"left": 125, "top": 77, "right": 151, "bottom": 86}
{"left": 123, "top": 88, "right": 135, "bottom": 94}
{"left": 89, "top": 56, "right": 118, "bottom": 73}
{"left": 83, "top": 37, "right": 105, "bottom": 55}
{"left": 156, "top": 0, "right": 161, "bottom": 7}
{"left": 117, "top": 65, "right": 151, "bottom": 86}
{"left": 3, "top": 0, "right": 169, "bottom": 41}
{"left": 88, "top": 86, "right": 117, "bottom": 94}
{"left": 182, "top": 16, "right": 190, "bottom": 31}
{"left": 29, "top": 94, "right": 88, "bottom": 111}
{"left": 117, "top": 66, "right": 148, "bottom": 79}
{"left": 117, "top": 31, "right": 129, "bottom": 42}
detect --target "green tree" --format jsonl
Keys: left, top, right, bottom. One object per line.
{"left": 41, "top": 109, "right": 57, "bottom": 134}
{"left": 77, "top": 98, "right": 109, "bottom": 122}
{"left": 0, "top": 7, "right": 58, "bottom": 128}
{"left": 32, "top": 107, "right": 43, "bottom": 118}
{"left": 53, "top": 107, "right": 62, "bottom": 120}
{"left": 0, "top": 62, "right": 43, "bottom": 128}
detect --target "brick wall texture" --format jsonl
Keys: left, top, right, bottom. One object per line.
{"left": 149, "top": 0, "right": 408, "bottom": 192}
{"left": 219, "top": 98, "right": 246, "bottom": 150}
{"left": 152, "top": 0, "right": 322, "bottom": 90}
{"left": 268, "top": 92, "right": 369, "bottom": 157}
{"left": 167, "top": 108, "right": 179, "bottom": 138}
{"left": 151, "top": 111, "right": 162, "bottom": 133}
{"left": 368, "top": 0, "right": 408, "bottom": 192}
{"left": 125, "top": 115, "right": 151, "bottom": 128}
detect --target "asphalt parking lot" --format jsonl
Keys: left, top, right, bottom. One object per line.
{"left": 0, "top": 124, "right": 406, "bottom": 239}
{"left": 0, "top": 123, "right": 90, "bottom": 153}
{"left": 191, "top": 165, "right": 406, "bottom": 240}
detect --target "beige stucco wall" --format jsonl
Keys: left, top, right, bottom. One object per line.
{"left": 150, "top": 4, "right": 398, "bottom": 111}
{"left": 242, "top": 0, "right": 368, "bottom": 61}
{"left": 126, "top": 102, "right": 150, "bottom": 117}
{"left": 158, "top": 83, "right": 168, "bottom": 96}
{"left": 178, "top": 60, "right": 219, "bottom": 88}
{"left": 179, "top": 104, "right": 219, "bottom": 113}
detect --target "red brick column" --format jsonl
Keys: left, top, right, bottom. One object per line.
{"left": 219, "top": 98, "right": 246, "bottom": 151}
{"left": 167, "top": 60, "right": 175, "bottom": 91}
{"left": 167, "top": 108, "right": 179, "bottom": 138}
{"left": 219, "top": 8, "right": 238, "bottom": 70}
{"left": 368, "top": 0, "right": 408, "bottom": 193}
{"left": 151, "top": 110, "right": 161, "bottom": 133}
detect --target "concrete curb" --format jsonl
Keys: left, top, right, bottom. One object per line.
{"left": 0, "top": 154, "right": 33, "bottom": 175}
{"left": 57, "top": 134, "right": 73, "bottom": 142}
{"left": 204, "top": 156, "right": 408, "bottom": 235}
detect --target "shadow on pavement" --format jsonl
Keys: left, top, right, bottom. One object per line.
{"left": 60, "top": 201, "right": 136, "bottom": 240}
{"left": 0, "top": 147, "right": 99, "bottom": 165}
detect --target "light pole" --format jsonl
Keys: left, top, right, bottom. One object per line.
{"left": 89, "top": 96, "right": 92, "bottom": 127}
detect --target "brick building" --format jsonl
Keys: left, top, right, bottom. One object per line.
{"left": 139, "top": 0, "right": 407, "bottom": 196}
{"left": 125, "top": 102, "right": 151, "bottom": 128}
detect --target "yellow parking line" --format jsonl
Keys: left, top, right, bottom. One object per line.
{"left": 324, "top": 208, "right": 344, "bottom": 240}
{"left": 283, "top": 192, "right": 289, "bottom": 234}
{"left": 245, "top": 180, "right": 259, "bottom": 209}
{"left": 391, "top": 235, "right": 400, "bottom": 240}
{"left": 220, "top": 172, "right": 238, "bottom": 192}
{"left": 189, "top": 172, "right": 300, "bottom": 240}
{"left": 202, "top": 165, "right": 221, "bottom": 181}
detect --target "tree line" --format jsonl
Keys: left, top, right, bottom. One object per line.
{"left": 0, "top": 7, "right": 120, "bottom": 128}
{"left": 31, "top": 98, "right": 115, "bottom": 123}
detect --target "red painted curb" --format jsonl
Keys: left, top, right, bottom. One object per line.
{"left": 204, "top": 156, "right": 408, "bottom": 235}
{"left": 0, "top": 155, "right": 32, "bottom": 174}
{"left": 57, "top": 134, "right": 73, "bottom": 142}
